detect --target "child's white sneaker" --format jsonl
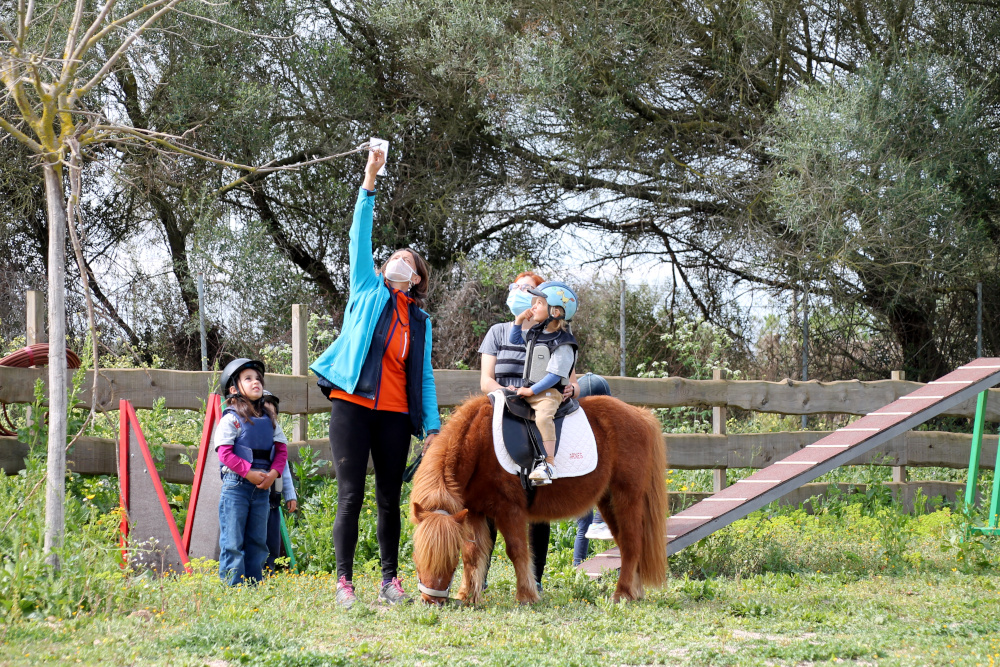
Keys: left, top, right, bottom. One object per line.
{"left": 528, "top": 462, "right": 554, "bottom": 485}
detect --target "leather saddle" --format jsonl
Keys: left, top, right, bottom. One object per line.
{"left": 488, "top": 389, "right": 580, "bottom": 479}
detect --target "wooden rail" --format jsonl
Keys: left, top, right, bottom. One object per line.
{"left": 2, "top": 366, "right": 1000, "bottom": 418}
{"left": 2, "top": 430, "right": 993, "bottom": 484}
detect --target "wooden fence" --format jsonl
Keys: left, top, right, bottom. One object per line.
{"left": 0, "top": 365, "right": 994, "bottom": 487}
{"left": 0, "top": 297, "right": 989, "bottom": 505}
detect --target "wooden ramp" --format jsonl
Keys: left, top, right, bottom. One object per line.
{"left": 578, "top": 358, "right": 1000, "bottom": 577}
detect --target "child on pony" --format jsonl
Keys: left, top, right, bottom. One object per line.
{"left": 509, "top": 281, "right": 579, "bottom": 485}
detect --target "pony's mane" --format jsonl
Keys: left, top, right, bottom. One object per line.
{"left": 409, "top": 395, "right": 490, "bottom": 521}
{"left": 412, "top": 512, "right": 464, "bottom": 576}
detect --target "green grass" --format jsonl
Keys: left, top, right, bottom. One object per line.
{"left": 2, "top": 562, "right": 999, "bottom": 666}
{"left": 4, "top": 400, "right": 1000, "bottom": 666}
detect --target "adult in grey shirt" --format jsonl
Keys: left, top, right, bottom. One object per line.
{"left": 476, "top": 270, "right": 581, "bottom": 592}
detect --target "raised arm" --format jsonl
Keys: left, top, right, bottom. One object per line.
{"left": 361, "top": 148, "right": 385, "bottom": 191}
{"left": 348, "top": 148, "right": 387, "bottom": 294}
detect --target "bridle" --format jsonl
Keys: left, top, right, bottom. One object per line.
{"left": 416, "top": 508, "right": 461, "bottom": 600}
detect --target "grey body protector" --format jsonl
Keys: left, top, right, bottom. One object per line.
{"left": 522, "top": 326, "right": 578, "bottom": 389}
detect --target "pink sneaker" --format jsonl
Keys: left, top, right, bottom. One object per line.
{"left": 377, "top": 577, "right": 411, "bottom": 605}
{"left": 336, "top": 576, "right": 356, "bottom": 609}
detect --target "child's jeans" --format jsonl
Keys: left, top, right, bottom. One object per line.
{"left": 218, "top": 471, "right": 270, "bottom": 585}
{"left": 525, "top": 390, "right": 561, "bottom": 442}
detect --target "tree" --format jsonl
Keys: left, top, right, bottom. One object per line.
{"left": 0, "top": 0, "right": 353, "bottom": 565}
{"left": 1, "top": 0, "right": 194, "bottom": 567}
{"left": 760, "top": 55, "right": 1000, "bottom": 380}
{"left": 371, "top": 0, "right": 1000, "bottom": 371}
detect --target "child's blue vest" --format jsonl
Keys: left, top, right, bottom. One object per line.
{"left": 222, "top": 408, "right": 275, "bottom": 472}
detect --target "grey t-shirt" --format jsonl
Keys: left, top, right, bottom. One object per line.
{"left": 546, "top": 344, "right": 576, "bottom": 379}
{"left": 482, "top": 322, "right": 576, "bottom": 386}
{"left": 479, "top": 322, "right": 528, "bottom": 387}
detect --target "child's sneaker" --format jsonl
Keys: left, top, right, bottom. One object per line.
{"left": 336, "top": 576, "right": 356, "bottom": 610}
{"left": 528, "top": 461, "right": 553, "bottom": 485}
{"left": 377, "top": 577, "right": 411, "bottom": 605}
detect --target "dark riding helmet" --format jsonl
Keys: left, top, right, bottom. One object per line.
{"left": 260, "top": 389, "right": 279, "bottom": 408}
{"left": 219, "top": 358, "right": 266, "bottom": 397}
{"left": 577, "top": 372, "right": 611, "bottom": 397}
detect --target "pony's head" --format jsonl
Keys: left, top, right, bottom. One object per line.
{"left": 412, "top": 502, "right": 468, "bottom": 604}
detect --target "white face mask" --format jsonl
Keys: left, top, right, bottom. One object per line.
{"left": 384, "top": 257, "right": 417, "bottom": 285}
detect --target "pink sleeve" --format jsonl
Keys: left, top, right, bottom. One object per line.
{"left": 270, "top": 442, "right": 288, "bottom": 475}
{"left": 218, "top": 445, "right": 251, "bottom": 477}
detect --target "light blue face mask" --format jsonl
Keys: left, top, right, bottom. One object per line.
{"left": 506, "top": 289, "right": 535, "bottom": 316}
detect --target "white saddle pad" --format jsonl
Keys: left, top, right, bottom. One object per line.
{"left": 489, "top": 389, "right": 598, "bottom": 478}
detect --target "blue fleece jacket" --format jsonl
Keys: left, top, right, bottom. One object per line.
{"left": 309, "top": 188, "right": 441, "bottom": 437}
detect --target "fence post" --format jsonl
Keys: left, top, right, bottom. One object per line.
{"left": 713, "top": 367, "right": 728, "bottom": 493}
{"left": 26, "top": 290, "right": 46, "bottom": 344}
{"left": 891, "top": 370, "right": 908, "bottom": 484}
{"left": 291, "top": 304, "right": 309, "bottom": 442}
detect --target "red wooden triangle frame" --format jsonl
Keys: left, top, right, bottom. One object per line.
{"left": 118, "top": 399, "right": 192, "bottom": 574}
{"left": 181, "top": 394, "right": 222, "bottom": 554}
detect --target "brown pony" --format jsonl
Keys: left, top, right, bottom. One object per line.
{"left": 410, "top": 394, "right": 668, "bottom": 605}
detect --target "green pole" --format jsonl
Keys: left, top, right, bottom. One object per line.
{"left": 279, "top": 508, "right": 297, "bottom": 571}
{"left": 964, "top": 390, "right": 989, "bottom": 509}
{"left": 988, "top": 440, "right": 1000, "bottom": 529}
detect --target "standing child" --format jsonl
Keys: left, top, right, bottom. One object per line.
{"left": 260, "top": 390, "right": 298, "bottom": 573}
{"left": 214, "top": 358, "right": 288, "bottom": 585}
{"left": 509, "top": 281, "right": 579, "bottom": 485}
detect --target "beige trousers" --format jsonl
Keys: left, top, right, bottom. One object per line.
{"left": 525, "top": 390, "right": 561, "bottom": 443}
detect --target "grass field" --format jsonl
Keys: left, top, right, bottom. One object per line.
{"left": 2, "top": 560, "right": 999, "bottom": 666}
{"left": 4, "top": 405, "right": 1000, "bottom": 666}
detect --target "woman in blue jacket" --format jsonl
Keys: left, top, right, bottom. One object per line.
{"left": 310, "top": 148, "right": 440, "bottom": 608}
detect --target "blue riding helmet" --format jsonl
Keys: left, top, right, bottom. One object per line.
{"left": 577, "top": 372, "right": 611, "bottom": 398}
{"left": 531, "top": 281, "right": 579, "bottom": 322}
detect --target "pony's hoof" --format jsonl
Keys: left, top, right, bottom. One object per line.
{"left": 612, "top": 590, "right": 640, "bottom": 603}
{"left": 515, "top": 591, "right": 541, "bottom": 605}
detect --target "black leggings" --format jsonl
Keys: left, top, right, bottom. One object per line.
{"left": 329, "top": 398, "right": 412, "bottom": 582}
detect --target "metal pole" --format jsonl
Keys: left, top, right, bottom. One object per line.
{"left": 977, "top": 282, "right": 983, "bottom": 358}
{"left": 801, "top": 287, "right": 809, "bottom": 430}
{"left": 198, "top": 272, "right": 208, "bottom": 372}
{"left": 619, "top": 274, "right": 626, "bottom": 377}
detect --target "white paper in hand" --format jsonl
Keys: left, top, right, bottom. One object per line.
{"left": 370, "top": 137, "right": 389, "bottom": 175}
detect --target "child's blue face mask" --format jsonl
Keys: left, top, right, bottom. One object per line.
{"left": 506, "top": 286, "right": 535, "bottom": 316}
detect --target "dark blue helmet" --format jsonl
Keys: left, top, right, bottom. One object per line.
{"left": 219, "top": 358, "right": 265, "bottom": 397}
{"left": 577, "top": 372, "right": 611, "bottom": 398}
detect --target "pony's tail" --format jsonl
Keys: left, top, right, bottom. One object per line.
{"left": 638, "top": 407, "right": 669, "bottom": 587}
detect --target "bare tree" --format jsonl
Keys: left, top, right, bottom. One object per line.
{"left": 0, "top": 0, "right": 355, "bottom": 568}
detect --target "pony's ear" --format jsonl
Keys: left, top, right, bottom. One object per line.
{"left": 452, "top": 509, "right": 469, "bottom": 524}
{"left": 413, "top": 502, "right": 428, "bottom": 522}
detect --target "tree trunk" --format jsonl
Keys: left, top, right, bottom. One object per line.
{"left": 42, "top": 162, "right": 67, "bottom": 571}
{"left": 886, "top": 298, "right": 946, "bottom": 383}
